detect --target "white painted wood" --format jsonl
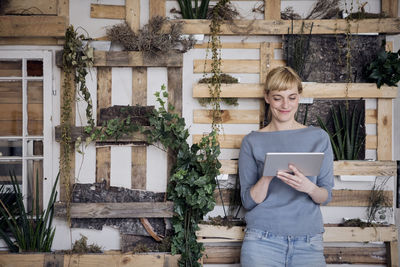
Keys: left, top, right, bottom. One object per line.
{"left": 112, "top": 67, "right": 132, "bottom": 105}
{"left": 76, "top": 67, "right": 97, "bottom": 126}
{"left": 75, "top": 143, "right": 96, "bottom": 184}
{"left": 146, "top": 145, "right": 168, "bottom": 192}
{"left": 110, "top": 146, "right": 132, "bottom": 188}
{"left": 69, "top": 0, "right": 124, "bottom": 38}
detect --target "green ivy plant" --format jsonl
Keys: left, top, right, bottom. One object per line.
{"left": 61, "top": 25, "right": 94, "bottom": 224}
{"left": 366, "top": 42, "right": 400, "bottom": 88}
{"left": 82, "top": 85, "right": 220, "bottom": 266}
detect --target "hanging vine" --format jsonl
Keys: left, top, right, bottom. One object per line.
{"left": 61, "top": 25, "right": 94, "bottom": 223}
{"left": 204, "top": 0, "right": 231, "bottom": 132}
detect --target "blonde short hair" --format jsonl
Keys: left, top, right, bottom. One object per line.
{"left": 264, "top": 66, "right": 303, "bottom": 95}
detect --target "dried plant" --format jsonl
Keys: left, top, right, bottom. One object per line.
{"left": 106, "top": 16, "right": 195, "bottom": 56}
{"left": 206, "top": 2, "right": 239, "bottom": 20}
{"left": 305, "top": 0, "right": 341, "bottom": 19}
{"left": 281, "top": 7, "right": 302, "bottom": 20}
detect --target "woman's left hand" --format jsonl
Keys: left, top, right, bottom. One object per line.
{"left": 276, "top": 164, "right": 317, "bottom": 194}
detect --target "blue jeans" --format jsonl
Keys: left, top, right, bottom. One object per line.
{"left": 241, "top": 228, "right": 326, "bottom": 267}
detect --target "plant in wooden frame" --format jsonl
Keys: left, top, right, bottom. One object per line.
{"left": 0, "top": 171, "right": 59, "bottom": 252}
{"left": 317, "top": 102, "right": 365, "bottom": 160}
{"left": 176, "top": 0, "right": 211, "bottom": 19}
{"left": 366, "top": 41, "right": 400, "bottom": 88}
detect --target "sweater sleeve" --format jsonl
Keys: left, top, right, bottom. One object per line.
{"left": 317, "top": 130, "right": 335, "bottom": 205}
{"left": 239, "top": 136, "right": 259, "bottom": 211}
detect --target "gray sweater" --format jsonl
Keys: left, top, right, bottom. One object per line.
{"left": 239, "top": 126, "right": 334, "bottom": 236}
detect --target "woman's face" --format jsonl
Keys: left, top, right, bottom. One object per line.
{"left": 265, "top": 86, "right": 300, "bottom": 124}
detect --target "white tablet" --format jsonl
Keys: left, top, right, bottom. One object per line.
{"left": 263, "top": 152, "right": 324, "bottom": 177}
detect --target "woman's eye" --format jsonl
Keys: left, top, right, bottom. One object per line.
{"left": 289, "top": 97, "right": 297, "bottom": 100}
{"left": 273, "top": 98, "right": 281, "bottom": 101}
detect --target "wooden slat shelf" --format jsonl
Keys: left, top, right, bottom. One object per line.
{"left": 55, "top": 51, "right": 183, "bottom": 68}
{"left": 197, "top": 224, "right": 398, "bottom": 243}
{"left": 0, "top": 16, "right": 67, "bottom": 37}
{"left": 172, "top": 18, "right": 400, "bottom": 35}
{"left": 213, "top": 188, "right": 393, "bottom": 207}
{"left": 203, "top": 245, "right": 387, "bottom": 265}
{"left": 193, "top": 83, "right": 398, "bottom": 99}
{"left": 219, "top": 159, "right": 397, "bottom": 176}
{"left": 89, "top": 4, "right": 400, "bottom": 35}
{"left": 54, "top": 126, "right": 148, "bottom": 145}
{"left": 193, "top": 134, "right": 377, "bottom": 149}
{"left": 194, "top": 109, "right": 259, "bottom": 124}
{"left": 0, "top": 253, "right": 179, "bottom": 267}
{"left": 54, "top": 201, "right": 174, "bottom": 218}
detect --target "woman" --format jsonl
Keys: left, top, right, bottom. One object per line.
{"left": 239, "top": 66, "right": 334, "bottom": 267}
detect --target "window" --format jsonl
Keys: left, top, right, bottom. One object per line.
{"left": 0, "top": 51, "right": 53, "bottom": 210}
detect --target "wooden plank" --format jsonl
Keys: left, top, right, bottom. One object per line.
{"left": 366, "top": 135, "right": 377, "bottom": 149}
{"left": 3, "top": 0, "right": 57, "bottom": 15}
{"left": 0, "top": 16, "right": 66, "bottom": 37}
{"left": 96, "top": 147, "right": 111, "bottom": 187}
{"left": 57, "top": 0, "right": 69, "bottom": 25}
{"left": 194, "top": 109, "right": 259, "bottom": 124}
{"left": 220, "top": 159, "right": 397, "bottom": 176}
{"left": 64, "top": 253, "right": 179, "bottom": 267}
{"left": 194, "top": 42, "right": 261, "bottom": 49}
{"left": 387, "top": 241, "right": 399, "bottom": 267}
{"left": 0, "top": 253, "right": 179, "bottom": 267}
{"left": 377, "top": 99, "right": 392, "bottom": 160}
{"left": 54, "top": 125, "right": 148, "bottom": 143}
{"left": 0, "top": 254, "right": 45, "bottom": 267}
{"left": 55, "top": 202, "right": 174, "bottom": 218}
{"left": 193, "top": 83, "right": 398, "bottom": 99}
{"left": 150, "top": 0, "right": 165, "bottom": 18}
{"left": 195, "top": 133, "right": 376, "bottom": 149}
{"left": 213, "top": 188, "right": 393, "bottom": 207}
{"left": 366, "top": 109, "right": 377, "bottom": 124}
{"left": 333, "top": 160, "right": 397, "bottom": 176}
{"left": 202, "top": 245, "right": 386, "bottom": 265}
{"left": 325, "top": 246, "right": 386, "bottom": 264}
{"left": 32, "top": 160, "right": 43, "bottom": 213}
{"left": 167, "top": 67, "right": 183, "bottom": 117}
{"left": 44, "top": 253, "right": 64, "bottom": 267}
{"left": 131, "top": 67, "right": 147, "bottom": 190}
{"left": 131, "top": 146, "right": 146, "bottom": 190}
{"left": 97, "top": 67, "right": 112, "bottom": 121}
{"left": 93, "top": 51, "right": 183, "bottom": 67}
{"left": 193, "top": 134, "right": 243, "bottom": 149}
{"left": 126, "top": 0, "right": 140, "bottom": 32}
{"left": 382, "top": 0, "right": 399, "bottom": 18}
{"left": 194, "top": 59, "right": 284, "bottom": 74}
{"left": 171, "top": 18, "right": 400, "bottom": 35}
{"left": 90, "top": 4, "right": 125, "bottom": 19}
{"left": 264, "top": 0, "right": 281, "bottom": 20}
{"left": 197, "top": 224, "right": 398, "bottom": 243}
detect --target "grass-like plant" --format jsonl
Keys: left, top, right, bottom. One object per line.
{"left": 177, "top": 0, "right": 210, "bottom": 19}
{"left": 0, "top": 171, "right": 59, "bottom": 252}
{"left": 317, "top": 103, "right": 364, "bottom": 160}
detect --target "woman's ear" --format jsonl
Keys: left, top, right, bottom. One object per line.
{"left": 264, "top": 92, "right": 270, "bottom": 104}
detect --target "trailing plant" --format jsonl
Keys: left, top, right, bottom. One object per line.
{"left": 366, "top": 41, "right": 400, "bottom": 88}
{"left": 176, "top": 0, "right": 210, "bottom": 19}
{"left": 204, "top": 0, "right": 231, "bottom": 131}
{"left": 106, "top": 16, "right": 195, "bottom": 56}
{"left": 61, "top": 25, "right": 94, "bottom": 224}
{"left": 317, "top": 103, "right": 365, "bottom": 160}
{"left": 198, "top": 73, "right": 238, "bottom": 107}
{"left": 0, "top": 171, "right": 59, "bottom": 252}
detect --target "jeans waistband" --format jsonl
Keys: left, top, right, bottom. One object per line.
{"left": 245, "top": 227, "right": 322, "bottom": 242}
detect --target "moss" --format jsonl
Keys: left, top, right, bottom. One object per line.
{"left": 71, "top": 235, "right": 102, "bottom": 254}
